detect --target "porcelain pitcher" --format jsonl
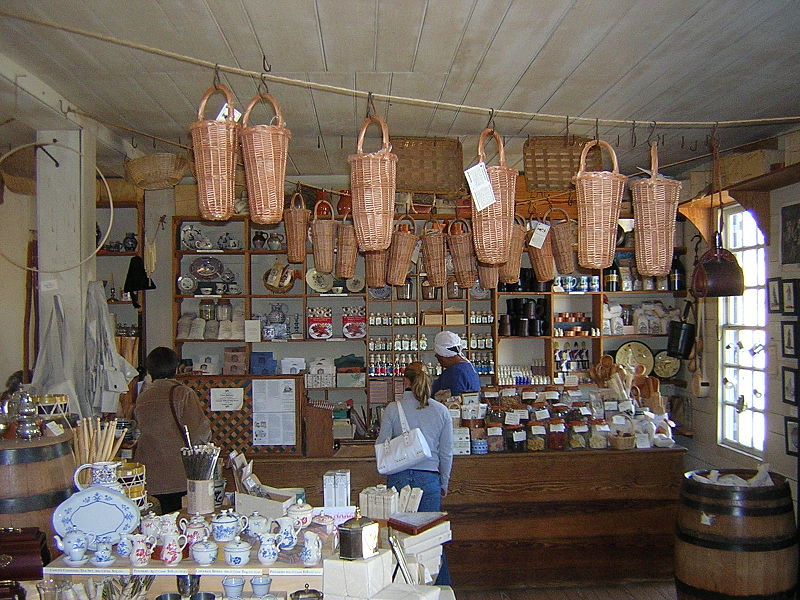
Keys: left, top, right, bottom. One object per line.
{"left": 126, "top": 534, "right": 156, "bottom": 567}
{"left": 271, "top": 516, "right": 301, "bottom": 550}
{"left": 159, "top": 532, "right": 188, "bottom": 565}
{"left": 255, "top": 533, "right": 280, "bottom": 566}
{"left": 299, "top": 531, "right": 322, "bottom": 567}
{"left": 73, "top": 461, "right": 122, "bottom": 492}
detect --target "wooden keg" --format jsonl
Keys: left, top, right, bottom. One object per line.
{"left": 0, "top": 432, "right": 75, "bottom": 554}
{"left": 675, "top": 469, "right": 798, "bottom": 599}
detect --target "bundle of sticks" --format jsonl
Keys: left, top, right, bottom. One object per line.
{"left": 180, "top": 442, "right": 220, "bottom": 480}
{"left": 74, "top": 417, "right": 127, "bottom": 465}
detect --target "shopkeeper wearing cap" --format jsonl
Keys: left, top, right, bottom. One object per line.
{"left": 431, "top": 330, "right": 481, "bottom": 398}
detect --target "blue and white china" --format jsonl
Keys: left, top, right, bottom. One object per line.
{"left": 250, "top": 576, "right": 272, "bottom": 598}
{"left": 211, "top": 509, "right": 247, "bottom": 543}
{"left": 299, "top": 531, "right": 322, "bottom": 567}
{"left": 73, "top": 461, "right": 123, "bottom": 493}
{"left": 271, "top": 516, "right": 301, "bottom": 550}
{"left": 255, "top": 533, "right": 280, "bottom": 566}
{"left": 190, "top": 536, "right": 218, "bottom": 566}
{"left": 53, "top": 529, "right": 89, "bottom": 556}
{"left": 221, "top": 576, "right": 245, "bottom": 599}
{"left": 180, "top": 513, "right": 211, "bottom": 546}
{"left": 115, "top": 535, "right": 133, "bottom": 558}
{"left": 223, "top": 536, "right": 252, "bottom": 566}
{"left": 52, "top": 486, "right": 139, "bottom": 545}
{"left": 245, "top": 512, "right": 270, "bottom": 539}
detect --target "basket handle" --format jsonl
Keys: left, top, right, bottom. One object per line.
{"left": 422, "top": 217, "right": 443, "bottom": 235}
{"left": 447, "top": 218, "right": 472, "bottom": 235}
{"left": 241, "top": 93, "right": 285, "bottom": 128}
{"left": 312, "top": 198, "right": 335, "bottom": 222}
{"left": 356, "top": 114, "right": 392, "bottom": 154}
{"left": 578, "top": 139, "right": 618, "bottom": 175}
{"left": 197, "top": 84, "right": 236, "bottom": 121}
{"left": 288, "top": 192, "right": 305, "bottom": 210}
{"left": 339, "top": 209, "right": 354, "bottom": 225}
{"left": 394, "top": 214, "right": 417, "bottom": 233}
{"left": 477, "top": 128, "right": 506, "bottom": 166}
{"left": 648, "top": 141, "right": 660, "bottom": 179}
{"left": 543, "top": 207, "right": 571, "bottom": 224}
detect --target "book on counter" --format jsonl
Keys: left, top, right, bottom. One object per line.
{"left": 387, "top": 511, "right": 448, "bottom": 536}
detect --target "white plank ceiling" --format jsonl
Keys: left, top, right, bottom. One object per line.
{"left": 0, "top": 0, "right": 799, "bottom": 179}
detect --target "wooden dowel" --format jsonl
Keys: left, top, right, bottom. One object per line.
{"left": 110, "top": 428, "right": 126, "bottom": 459}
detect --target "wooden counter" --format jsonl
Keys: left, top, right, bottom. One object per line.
{"left": 250, "top": 446, "right": 686, "bottom": 589}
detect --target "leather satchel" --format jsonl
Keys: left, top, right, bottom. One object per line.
{"left": 691, "top": 232, "right": 744, "bottom": 298}
{"left": 375, "top": 400, "right": 432, "bottom": 475}
{"left": 0, "top": 527, "right": 50, "bottom": 581}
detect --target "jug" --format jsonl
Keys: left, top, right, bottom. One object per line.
{"left": 299, "top": 531, "right": 322, "bottom": 567}
{"left": 267, "top": 233, "right": 285, "bottom": 251}
{"left": 159, "top": 511, "right": 182, "bottom": 538}
{"left": 255, "top": 533, "right": 280, "bottom": 566}
{"left": 271, "top": 516, "right": 301, "bottom": 550}
{"left": 266, "top": 303, "right": 288, "bottom": 325}
{"left": 159, "top": 532, "right": 188, "bottom": 565}
{"left": 73, "top": 461, "right": 122, "bottom": 492}
{"left": 140, "top": 511, "right": 161, "bottom": 540}
{"left": 252, "top": 230, "right": 268, "bottom": 249}
{"left": 126, "top": 534, "right": 156, "bottom": 567}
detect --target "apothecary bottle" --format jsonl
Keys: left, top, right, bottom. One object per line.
{"left": 216, "top": 298, "right": 232, "bottom": 321}
{"left": 505, "top": 425, "right": 526, "bottom": 452}
{"left": 589, "top": 418, "right": 611, "bottom": 449}
{"left": 526, "top": 421, "right": 547, "bottom": 451}
{"left": 199, "top": 299, "right": 216, "bottom": 321}
{"left": 567, "top": 420, "right": 590, "bottom": 449}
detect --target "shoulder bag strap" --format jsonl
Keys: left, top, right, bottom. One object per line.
{"left": 168, "top": 383, "right": 190, "bottom": 446}
{"left": 395, "top": 399, "right": 411, "bottom": 434}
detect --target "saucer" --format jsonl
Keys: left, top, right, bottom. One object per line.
{"left": 346, "top": 276, "right": 365, "bottom": 293}
{"left": 89, "top": 556, "right": 117, "bottom": 567}
{"left": 306, "top": 268, "right": 334, "bottom": 293}
{"left": 63, "top": 556, "right": 90, "bottom": 567}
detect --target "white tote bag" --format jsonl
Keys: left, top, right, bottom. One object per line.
{"left": 375, "top": 400, "right": 432, "bottom": 475}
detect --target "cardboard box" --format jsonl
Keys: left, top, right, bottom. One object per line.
{"left": 323, "top": 549, "right": 393, "bottom": 599}
{"left": 280, "top": 357, "right": 306, "bottom": 375}
{"left": 251, "top": 351, "right": 276, "bottom": 375}
{"left": 333, "top": 419, "right": 355, "bottom": 440}
{"left": 234, "top": 486, "right": 303, "bottom": 520}
{"left": 421, "top": 307, "right": 465, "bottom": 326}
{"left": 223, "top": 346, "right": 248, "bottom": 375}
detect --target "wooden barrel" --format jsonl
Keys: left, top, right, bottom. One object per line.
{"left": 675, "top": 469, "right": 798, "bottom": 599}
{"left": 0, "top": 432, "right": 75, "bottom": 554}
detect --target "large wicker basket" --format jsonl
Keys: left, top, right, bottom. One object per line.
{"left": 523, "top": 136, "right": 601, "bottom": 191}
{"left": 189, "top": 85, "right": 240, "bottom": 221}
{"left": 421, "top": 220, "right": 447, "bottom": 288}
{"left": 124, "top": 153, "right": 188, "bottom": 190}
{"left": 348, "top": 115, "right": 397, "bottom": 252}
{"left": 386, "top": 216, "right": 418, "bottom": 286}
{"left": 0, "top": 146, "right": 36, "bottom": 195}
{"left": 447, "top": 219, "right": 478, "bottom": 288}
{"left": 499, "top": 216, "right": 527, "bottom": 284}
{"left": 545, "top": 207, "right": 577, "bottom": 275}
{"left": 526, "top": 217, "right": 555, "bottom": 282}
{"left": 310, "top": 198, "right": 337, "bottom": 274}
{"left": 631, "top": 143, "right": 682, "bottom": 276}
{"left": 284, "top": 192, "right": 310, "bottom": 264}
{"left": 240, "top": 93, "right": 292, "bottom": 225}
{"left": 365, "top": 250, "right": 387, "bottom": 288}
{"left": 472, "top": 129, "right": 516, "bottom": 265}
{"left": 574, "top": 139, "right": 627, "bottom": 269}
{"left": 335, "top": 211, "right": 359, "bottom": 280}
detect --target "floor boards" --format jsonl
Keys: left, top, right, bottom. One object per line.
{"left": 455, "top": 581, "right": 677, "bottom": 600}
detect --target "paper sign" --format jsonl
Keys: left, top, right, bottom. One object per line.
{"left": 535, "top": 408, "right": 550, "bottom": 420}
{"left": 40, "top": 279, "right": 58, "bottom": 292}
{"left": 210, "top": 387, "right": 244, "bottom": 411}
{"left": 464, "top": 162, "right": 496, "bottom": 211}
{"left": 618, "top": 400, "right": 634, "bottom": 412}
{"left": 504, "top": 412, "right": 520, "bottom": 425}
{"left": 244, "top": 319, "right": 262, "bottom": 342}
{"left": 527, "top": 221, "right": 551, "bottom": 248}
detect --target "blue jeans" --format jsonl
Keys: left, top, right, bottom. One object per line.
{"left": 386, "top": 470, "right": 451, "bottom": 586}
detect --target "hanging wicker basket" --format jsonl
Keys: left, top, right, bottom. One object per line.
{"left": 0, "top": 146, "right": 36, "bottom": 196}
{"left": 447, "top": 219, "right": 478, "bottom": 288}
{"left": 499, "top": 215, "right": 528, "bottom": 284}
{"left": 189, "top": 85, "right": 240, "bottom": 221}
{"left": 365, "top": 250, "right": 387, "bottom": 288}
{"left": 477, "top": 262, "right": 499, "bottom": 290}
{"left": 522, "top": 136, "right": 601, "bottom": 191}
{"left": 472, "top": 128, "right": 516, "bottom": 264}
{"left": 545, "top": 207, "right": 577, "bottom": 275}
{"left": 335, "top": 210, "right": 359, "bottom": 280}
{"left": 240, "top": 93, "right": 292, "bottom": 225}
{"left": 310, "top": 198, "right": 337, "bottom": 274}
{"left": 386, "top": 215, "right": 419, "bottom": 286}
{"left": 284, "top": 192, "right": 310, "bottom": 263}
{"left": 124, "top": 153, "right": 188, "bottom": 190}
{"left": 348, "top": 114, "right": 397, "bottom": 252}
{"left": 421, "top": 219, "right": 447, "bottom": 288}
{"left": 631, "top": 142, "right": 682, "bottom": 276}
{"left": 526, "top": 217, "right": 555, "bottom": 282}
{"left": 574, "top": 139, "right": 627, "bottom": 269}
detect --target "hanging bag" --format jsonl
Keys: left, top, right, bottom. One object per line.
{"left": 574, "top": 139, "right": 627, "bottom": 269}
{"left": 386, "top": 216, "right": 419, "bottom": 286}
{"left": 335, "top": 210, "right": 359, "bottom": 280}
{"left": 284, "top": 192, "right": 310, "bottom": 264}
{"left": 240, "top": 93, "right": 292, "bottom": 225}
{"left": 375, "top": 400, "right": 432, "bottom": 475}
{"left": 310, "top": 197, "right": 337, "bottom": 274}
{"left": 190, "top": 85, "right": 240, "bottom": 221}
{"left": 667, "top": 301, "right": 696, "bottom": 359}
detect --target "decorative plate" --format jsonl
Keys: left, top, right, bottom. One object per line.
{"left": 221, "top": 268, "right": 236, "bottom": 283}
{"left": 190, "top": 256, "right": 224, "bottom": 280}
{"left": 177, "top": 274, "right": 197, "bottom": 294}
{"left": 53, "top": 485, "right": 140, "bottom": 542}
{"left": 306, "top": 268, "right": 334, "bottom": 293}
{"left": 653, "top": 350, "right": 681, "bottom": 379}
{"left": 368, "top": 285, "right": 391, "bottom": 300}
{"left": 63, "top": 556, "right": 90, "bottom": 567}
{"left": 346, "top": 276, "right": 365, "bottom": 293}
{"left": 614, "top": 341, "right": 655, "bottom": 375}
{"left": 470, "top": 283, "right": 491, "bottom": 300}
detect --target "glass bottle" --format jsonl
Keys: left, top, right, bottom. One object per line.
{"left": 604, "top": 260, "right": 620, "bottom": 292}
{"left": 216, "top": 298, "right": 232, "bottom": 321}
{"left": 668, "top": 255, "right": 686, "bottom": 291}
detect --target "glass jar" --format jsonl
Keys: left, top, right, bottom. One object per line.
{"left": 547, "top": 418, "right": 567, "bottom": 450}
{"left": 526, "top": 421, "right": 547, "bottom": 451}
{"left": 488, "top": 406, "right": 505, "bottom": 424}
{"left": 486, "top": 422, "right": 506, "bottom": 452}
{"left": 505, "top": 425, "right": 526, "bottom": 452}
{"left": 567, "top": 401, "right": 591, "bottom": 423}
{"left": 589, "top": 418, "right": 611, "bottom": 449}
{"left": 199, "top": 299, "right": 216, "bottom": 320}
{"left": 508, "top": 404, "right": 529, "bottom": 427}
{"left": 567, "top": 420, "right": 590, "bottom": 449}
{"left": 216, "top": 298, "right": 232, "bottom": 321}
{"left": 531, "top": 401, "right": 551, "bottom": 422}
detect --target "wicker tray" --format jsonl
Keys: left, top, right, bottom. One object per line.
{"left": 523, "top": 136, "right": 601, "bottom": 191}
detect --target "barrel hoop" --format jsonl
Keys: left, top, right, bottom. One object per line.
{"left": 676, "top": 529, "right": 798, "bottom": 552}
{"left": 0, "top": 441, "right": 72, "bottom": 465}
{"left": 681, "top": 496, "right": 795, "bottom": 517}
{"left": 682, "top": 482, "right": 789, "bottom": 502}
{"left": 675, "top": 578, "right": 796, "bottom": 600}
{"left": 0, "top": 488, "right": 73, "bottom": 514}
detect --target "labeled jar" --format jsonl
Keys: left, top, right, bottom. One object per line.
{"left": 199, "top": 299, "right": 216, "bottom": 320}
{"left": 486, "top": 423, "right": 506, "bottom": 452}
{"left": 526, "top": 421, "right": 547, "bottom": 451}
{"left": 547, "top": 418, "right": 567, "bottom": 450}
{"left": 505, "top": 425, "right": 526, "bottom": 452}
{"left": 216, "top": 298, "right": 232, "bottom": 321}
{"left": 567, "top": 420, "right": 590, "bottom": 449}
{"left": 531, "top": 401, "right": 551, "bottom": 422}
{"left": 589, "top": 418, "right": 611, "bottom": 449}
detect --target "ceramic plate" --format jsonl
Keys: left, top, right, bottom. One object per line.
{"left": 90, "top": 556, "right": 117, "bottom": 567}
{"left": 470, "top": 283, "right": 491, "bottom": 300}
{"left": 53, "top": 485, "right": 140, "bottom": 541}
{"left": 615, "top": 340, "right": 655, "bottom": 375}
{"left": 306, "top": 268, "right": 334, "bottom": 293}
{"left": 177, "top": 274, "right": 197, "bottom": 294}
{"left": 346, "top": 276, "right": 365, "bottom": 293}
{"left": 368, "top": 285, "right": 391, "bottom": 300}
{"left": 63, "top": 556, "right": 90, "bottom": 567}
{"left": 190, "top": 257, "right": 224, "bottom": 280}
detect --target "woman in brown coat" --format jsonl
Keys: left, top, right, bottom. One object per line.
{"left": 134, "top": 347, "right": 211, "bottom": 513}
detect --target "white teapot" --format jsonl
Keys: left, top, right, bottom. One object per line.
{"left": 287, "top": 498, "right": 314, "bottom": 529}
{"left": 246, "top": 511, "right": 271, "bottom": 538}
{"left": 140, "top": 511, "right": 161, "bottom": 540}
{"left": 180, "top": 513, "right": 211, "bottom": 546}
{"left": 211, "top": 509, "right": 248, "bottom": 542}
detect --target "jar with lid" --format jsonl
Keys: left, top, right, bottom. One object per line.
{"left": 486, "top": 422, "right": 506, "bottom": 452}
{"left": 567, "top": 420, "right": 590, "bottom": 449}
{"left": 531, "top": 401, "right": 551, "bottom": 422}
{"left": 505, "top": 425, "right": 526, "bottom": 452}
{"left": 216, "top": 298, "right": 232, "bottom": 321}
{"left": 550, "top": 403, "right": 570, "bottom": 422}
{"left": 199, "top": 299, "right": 216, "bottom": 320}
{"left": 526, "top": 421, "right": 547, "bottom": 451}
{"left": 505, "top": 404, "right": 529, "bottom": 428}
{"left": 488, "top": 405, "right": 505, "bottom": 424}
{"left": 589, "top": 418, "right": 611, "bottom": 449}
{"left": 567, "top": 401, "right": 591, "bottom": 423}
{"left": 547, "top": 418, "right": 567, "bottom": 450}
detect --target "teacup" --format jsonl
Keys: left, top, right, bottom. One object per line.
{"left": 215, "top": 283, "right": 227, "bottom": 294}
{"left": 93, "top": 542, "right": 114, "bottom": 563}
{"left": 227, "top": 284, "right": 241, "bottom": 295}
{"left": 199, "top": 286, "right": 213, "bottom": 295}
{"left": 67, "top": 546, "right": 87, "bottom": 562}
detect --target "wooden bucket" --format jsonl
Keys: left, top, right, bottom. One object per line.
{"left": 675, "top": 469, "right": 798, "bottom": 600}
{"left": 0, "top": 432, "right": 76, "bottom": 555}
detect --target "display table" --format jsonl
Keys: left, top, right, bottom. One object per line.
{"left": 250, "top": 446, "right": 686, "bottom": 589}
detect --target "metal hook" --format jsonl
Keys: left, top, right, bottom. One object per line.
{"left": 485, "top": 108, "right": 495, "bottom": 133}
{"left": 59, "top": 99, "right": 69, "bottom": 116}
{"left": 257, "top": 73, "right": 270, "bottom": 96}
{"left": 365, "top": 92, "right": 377, "bottom": 119}
{"left": 630, "top": 121, "right": 637, "bottom": 148}
{"left": 213, "top": 64, "right": 221, "bottom": 90}
{"left": 594, "top": 118, "right": 599, "bottom": 141}
{"left": 35, "top": 144, "right": 59, "bottom": 168}
{"left": 647, "top": 121, "right": 656, "bottom": 144}
{"left": 131, "top": 136, "right": 137, "bottom": 149}
{"left": 615, "top": 133, "right": 620, "bottom": 147}
{"left": 262, "top": 53, "right": 272, "bottom": 73}
{"left": 565, "top": 116, "right": 570, "bottom": 144}
{"left": 689, "top": 139, "right": 698, "bottom": 152}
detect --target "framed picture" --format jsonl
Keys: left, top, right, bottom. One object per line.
{"left": 784, "top": 416, "right": 799, "bottom": 457}
{"left": 768, "top": 278, "right": 783, "bottom": 313}
{"left": 782, "top": 366, "right": 798, "bottom": 405}
{"left": 781, "top": 203, "right": 800, "bottom": 265}
{"left": 781, "top": 322, "right": 799, "bottom": 358}
{"left": 782, "top": 279, "right": 798, "bottom": 315}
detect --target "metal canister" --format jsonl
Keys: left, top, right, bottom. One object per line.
{"left": 338, "top": 508, "right": 379, "bottom": 560}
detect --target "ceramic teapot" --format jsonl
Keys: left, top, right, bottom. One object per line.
{"left": 246, "top": 511, "right": 271, "bottom": 538}
{"left": 252, "top": 230, "right": 268, "bottom": 249}
{"left": 267, "top": 233, "right": 285, "bottom": 251}
{"left": 223, "top": 536, "right": 252, "bottom": 566}
{"left": 140, "top": 511, "right": 161, "bottom": 540}
{"left": 217, "top": 232, "right": 233, "bottom": 250}
{"left": 159, "top": 512, "right": 181, "bottom": 537}
{"left": 287, "top": 498, "right": 314, "bottom": 529}
{"left": 211, "top": 509, "right": 248, "bottom": 542}
{"left": 180, "top": 513, "right": 211, "bottom": 546}
{"left": 54, "top": 529, "right": 89, "bottom": 557}
{"left": 255, "top": 533, "right": 280, "bottom": 566}
{"left": 191, "top": 536, "right": 218, "bottom": 566}
{"left": 271, "top": 516, "right": 301, "bottom": 550}
{"left": 299, "top": 531, "right": 322, "bottom": 567}
{"left": 123, "top": 232, "right": 138, "bottom": 252}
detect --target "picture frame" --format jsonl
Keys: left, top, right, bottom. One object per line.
{"left": 782, "top": 279, "right": 798, "bottom": 316}
{"left": 782, "top": 322, "right": 799, "bottom": 358}
{"left": 784, "top": 416, "right": 799, "bottom": 457}
{"left": 768, "top": 278, "right": 783, "bottom": 313}
{"left": 781, "top": 203, "right": 800, "bottom": 265}
{"left": 781, "top": 366, "right": 798, "bottom": 406}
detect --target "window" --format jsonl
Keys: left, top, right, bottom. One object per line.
{"left": 719, "top": 206, "right": 767, "bottom": 454}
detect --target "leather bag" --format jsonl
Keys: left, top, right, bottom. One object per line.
{"left": 375, "top": 400, "right": 432, "bottom": 475}
{"left": 691, "top": 232, "right": 744, "bottom": 298}
{"left": 0, "top": 527, "right": 50, "bottom": 581}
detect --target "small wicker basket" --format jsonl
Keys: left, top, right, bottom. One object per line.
{"left": 310, "top": 198, "right": 337, "bottom": 274}
{"left": 124, "top": 153, "right": 188, "bottom": 190}
{"left": 545, "top": 207, "right": 577, "bottom": 275}
{"left": 365, "top": 250, "right": 387, "bottom": 288}
{"left": 421, "top": 219, "right": 447, "bottom": 288}
{"left": 499, "top": 216, "right": 527, "bottom": 284}
{"left": 335, "top": 211, "right": 359, "bottom": 280}
{"left": 0, "top": 146, "right": 36, "bottom": 196}
{"left": 477, "top": 262, "right": 499, "bottom": 290}
{"left": 284, "top": 192, "right": 310, "bottom": 264}
{"left": 386, "top": 215, "right": 418, "bottom": 286}
{"left": 608, "top": 412, "right": 636, "bottom": 450}
{"left": 526, "top": 217, "right": 555, "bottom": 283}
{"left": 447, "top": 220, "right": 478, "bottom": 288}
{"left": 523, "top": 136, "right": 601, "bottom": 191}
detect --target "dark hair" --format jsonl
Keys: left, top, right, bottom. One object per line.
{"left": 145, "top": 347, "right": 180, "bottom": 380}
